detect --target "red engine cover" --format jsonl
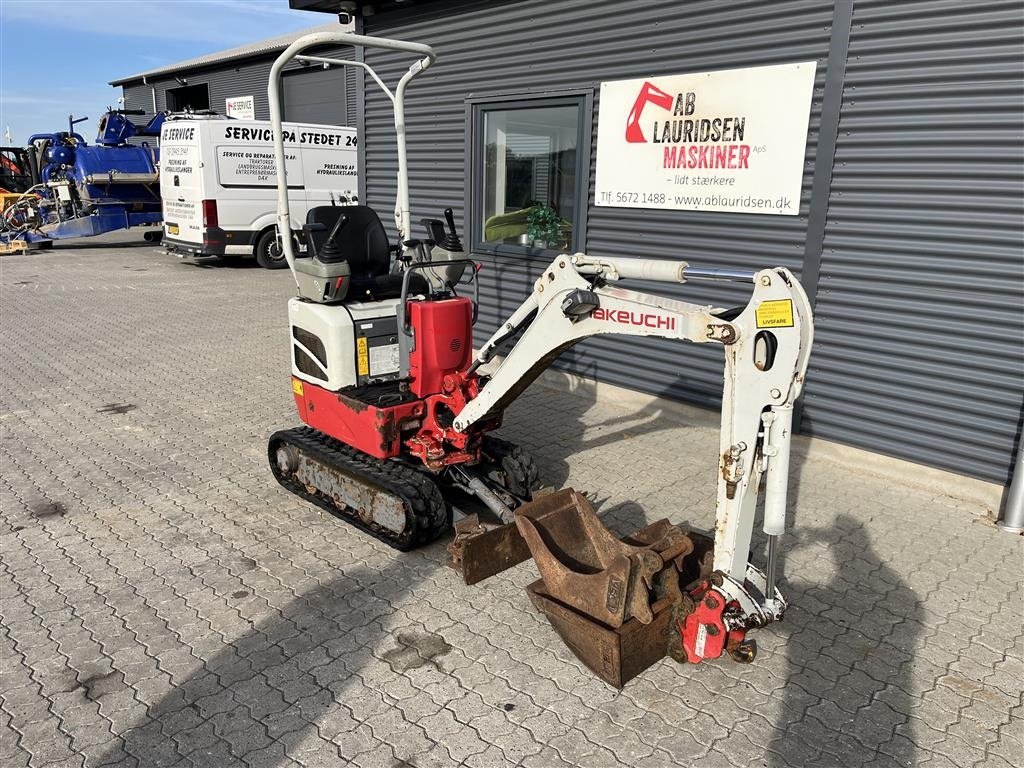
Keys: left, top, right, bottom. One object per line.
{"left": 407, "top": 297, "right": 473, "bottom": 398}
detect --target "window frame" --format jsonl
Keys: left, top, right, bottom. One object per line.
{"left": 464, "top": 88, "right": 593, "bottom": 259}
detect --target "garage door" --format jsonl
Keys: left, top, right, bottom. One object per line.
{"left": 283, "top": 67, "right": 347, "bottom": 126}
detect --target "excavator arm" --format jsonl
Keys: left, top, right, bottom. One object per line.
{"left": 453, "top": 252, "right": 814, "bottom": 639}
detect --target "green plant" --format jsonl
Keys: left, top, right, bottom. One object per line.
{"left": 526, "top": 203, "right": 565, "bottom": 247}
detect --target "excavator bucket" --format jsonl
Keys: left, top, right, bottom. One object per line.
{"left": 448, "top": 514, "right": 532, "bottom": 585}
{"left": 515, "top": 489, "right": 692, "bottom": 627}
{"left": 514, "top": 488, "right": 714, "bottom": 687}
{"left": 525, "top": 577, "right": 678, "bottom": 688}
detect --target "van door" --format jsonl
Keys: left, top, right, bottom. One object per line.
{"left": 159, "top": 122, "right": 204, "bottom": 250}
{"left": 214, "top": 120, "right": 304, "bottom": 252}
{"left": 297, "top": 124, "right": 359, "bottom": 217}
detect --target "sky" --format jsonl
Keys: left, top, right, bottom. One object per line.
{"left": 0, "top": 0, "right": 322, "bottom": 144}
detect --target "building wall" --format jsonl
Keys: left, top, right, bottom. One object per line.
{"left": 120, "top": 45, "right": 357, "bottom": 127}
{"left": 359, "top": 0, "right": 1023, "bottom": 484}
{"left": 360, "top": 0, "right": 833, "bottom": 403}
{"left": 804, "top": 0, "right": 1024, "bottom": 482}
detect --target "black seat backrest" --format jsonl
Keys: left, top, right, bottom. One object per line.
{"left": 305, "top": 205, "right": 390, "bottom": 278}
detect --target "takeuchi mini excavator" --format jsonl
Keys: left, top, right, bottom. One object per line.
{"left": 265, "top": 30, "right": 814, "bottom": 687}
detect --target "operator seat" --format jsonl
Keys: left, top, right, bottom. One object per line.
{"left": 304, "top": 205, "right": 425, "bottom": 301}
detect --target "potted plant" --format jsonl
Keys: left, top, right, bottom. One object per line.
{"left": 526, "top": 203, "right": 569, "bottom": 249}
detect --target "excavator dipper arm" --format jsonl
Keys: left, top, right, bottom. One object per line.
{"left": 453, "top": 252, "right": 813, "bottom": 627}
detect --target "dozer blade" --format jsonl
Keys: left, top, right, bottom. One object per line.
{"left": 514, "top": 488, "right": 693, "bottom": 628}
{"left": 448, "top": 514, "right": 532, "bottom": 585}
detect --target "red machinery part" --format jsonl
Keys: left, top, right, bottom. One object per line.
{"left": 677, "top": 580, "right": 750, "bottom": 664}
{"left": 407, "top": 296, "right": 473, "bottom": 398}
{"left": 292, "top": 377, "right": 424, "bottom": 459}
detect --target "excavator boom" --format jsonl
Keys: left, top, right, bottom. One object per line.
{"left": 457, "top": 251, "right": 813, "bottom": 582}
{"left": 447, "top": 251, "right": 813, "bottom": 683}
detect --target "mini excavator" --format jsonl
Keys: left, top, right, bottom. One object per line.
{"left": 265, "top": 31, "right": 813, "bottom": 686}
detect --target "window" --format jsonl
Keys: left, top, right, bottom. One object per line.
{"left": 166, "top": 83, "right": 210, "bottom": 112}
{"left": 469, "top": 93, "right": 591, "bottom": 255}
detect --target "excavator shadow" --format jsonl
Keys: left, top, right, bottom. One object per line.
{"left": 94, "top": 562, "right": 436, "bottom": 767}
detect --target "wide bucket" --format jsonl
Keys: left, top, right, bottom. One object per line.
{"left": 526, "top": 578, "right": 677, "bottom": 688}
{"left": 516, "top": 489, "right": 715, "bottom": 686}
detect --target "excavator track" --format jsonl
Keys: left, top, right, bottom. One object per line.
{"left": 268, "top": 426, "right": 450, "bottom": 551}
{"left": 479, "top": 435, "right": 542, "bottom": 501}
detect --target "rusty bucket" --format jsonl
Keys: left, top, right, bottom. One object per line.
{"left": 526, "top": 578, "right": 678, "bottom": 688}
{"left": 514, "top": 489, "right": 693, "bottom": 627}
{"left": 513, "top": 488, "right": 717, "bottom": 687}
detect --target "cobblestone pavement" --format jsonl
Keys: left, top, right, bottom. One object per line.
{"left": 1, "top": 233, "right": 1021, "bottom": 768}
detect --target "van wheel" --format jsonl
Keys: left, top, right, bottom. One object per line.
{"left": 255, "top": 230, "right": 290, "bottom": 270}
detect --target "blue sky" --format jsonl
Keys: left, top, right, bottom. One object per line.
{"left": 0, "top": 0, "right": 320, "bottom": 144}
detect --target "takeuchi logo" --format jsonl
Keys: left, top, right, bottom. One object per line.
{"left": 625, "top": 81, "right": 673, "bottom": 143}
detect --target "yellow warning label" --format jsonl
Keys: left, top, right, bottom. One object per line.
{"left": 291, "top": 378, "right": 304, "bottom": 396}
{"left": 755, "top": 299, "right": 794, "bottom": 328}
{"left": 357, "top": 337, "right": 369, "bottom": 376}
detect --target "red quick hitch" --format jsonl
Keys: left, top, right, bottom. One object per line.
{"left": 672, "top": 575, "right": 758, "bottom": 665}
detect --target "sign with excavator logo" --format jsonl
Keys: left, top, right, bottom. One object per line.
{"left": 595, "top": 62, "right": 816, "bottom": 215}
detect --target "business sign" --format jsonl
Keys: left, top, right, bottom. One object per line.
{"left": 214, "top": 122, "right": 357, "bottom": 188}
{"left": 595, "top": 62, "right": 816, "bottom": 215}
{"left": 225, "top": 95, "right": 255, "bottom": 120}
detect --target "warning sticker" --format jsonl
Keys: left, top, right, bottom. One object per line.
{"left": 695, "top": 623, "right": 708, "bottom": 658}
{"left": 291, "top": 378, "right": 304, "bottom": 396}
{"left": 755, "top": 299, "right": 794, "bottom": 328}
{"left": 356, "top": 337, "right": 369, "bottom": 376}
{"left": 369, "top": 343, "right": 400, "bottom": 376}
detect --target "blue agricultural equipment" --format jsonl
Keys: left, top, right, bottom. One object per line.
{"left": 0, "top": 109, "right": 167, "bottom": 245}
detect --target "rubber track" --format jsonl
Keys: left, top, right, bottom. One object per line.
{"left": 481, "top": 435, "right": 542, "bottom": 500}
{"left": 268, "top": 426, "right": 450, "bottom": 551}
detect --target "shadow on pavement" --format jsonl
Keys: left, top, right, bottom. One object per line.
{"left": 49, "top": 238, "right": 159, "bottom": 250}
{"left": 96, "top": 561, "right": 437, "bottom": 768}
{"left": 580, "top": 426, "right": 922, "bottom": 767}
{"left": 186, "top": 256, "right": 263, "bottom": 270}
{"left": 767, "top": 515, "right": 921, "bottom": 767}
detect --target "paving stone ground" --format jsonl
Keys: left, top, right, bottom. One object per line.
{"left": 1, "top": 232, "right": 1021, "bottom": 768}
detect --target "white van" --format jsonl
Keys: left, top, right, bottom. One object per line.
{"left": 159, "top": 116, "right": 358, "bottom": 268}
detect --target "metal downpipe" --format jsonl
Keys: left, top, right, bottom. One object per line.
{"left": 996, "top": 431, "right": 1024, "bottom": 534}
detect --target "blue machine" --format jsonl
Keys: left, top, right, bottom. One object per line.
{"left": 1, "top": 109, "right": 168, "bottom": 245}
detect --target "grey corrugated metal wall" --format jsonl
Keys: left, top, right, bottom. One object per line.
{"left": 119, "top": 46, "right": 357, "bottom": 126}
{"left": 363, "top": 0, "right": 834, "bottom": 409}
{"left": 803, "top": 0, "right": 1024, "bottom": 483}
{"left": 361, "top": 0, "right": 1023, "bottom": 484}
{"left": 283, "top": 67, "right": 347, "bottom": 125}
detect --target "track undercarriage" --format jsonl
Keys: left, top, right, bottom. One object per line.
{"left": 269, "top": 426, "right": 540, "bottom": 555}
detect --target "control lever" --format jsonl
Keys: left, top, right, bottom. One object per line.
{"left": 440, "top": 207, "right": 464, "bottom": 252}
{"left": 420, "top": 217, "right": 446, "bottom": 244}
{"left": 319, "top": 214, "right": 349, "bottom": 259}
